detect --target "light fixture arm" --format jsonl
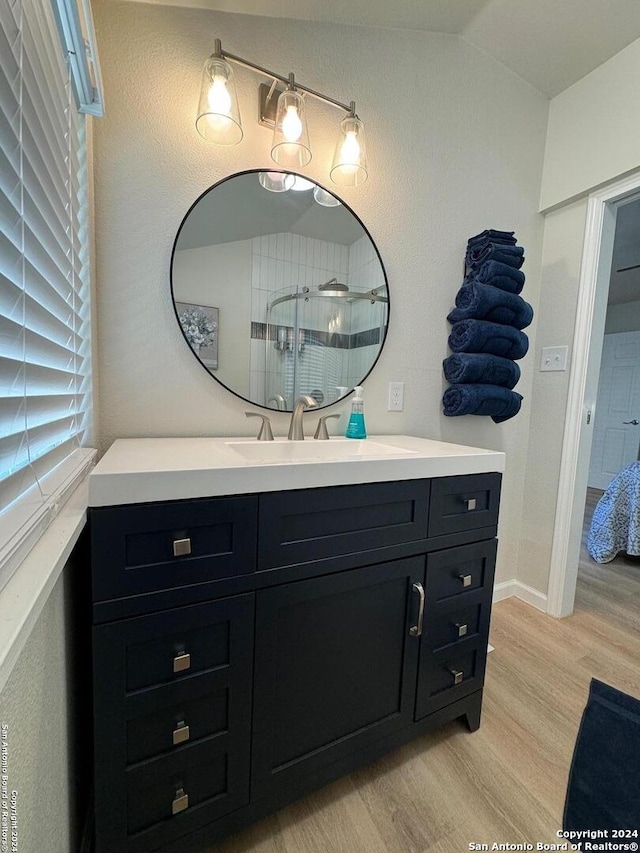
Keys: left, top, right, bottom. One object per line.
{"left": 212, "top": 39, "right": 357, "bottom": 116}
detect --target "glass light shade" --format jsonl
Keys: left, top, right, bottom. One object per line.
{"left": 330, "top": 115, "right": 368, "bottom": 186}
{"left": 196, "top": 56, "right": 243, "bottom": 145}
{"left": 271, "top": 90, "right": 311, "bottom": 168}
{"left": 258, "top": 171, "right": 295, "bottom": 193}
{"left": 290, "top": 176, "right": 314, "bottom": 192}
{"left": 313, "top": 186, "right": 341, "bottom": 207}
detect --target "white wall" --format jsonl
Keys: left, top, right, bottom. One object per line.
{"left": 174, "top": 239, "right": 252, "bottom": 397}
{"left": 0, "top": 571, "right": 85, "bottom": 853}
{"left": 541, "top": 36, "right": 640, "bottom": 211}
{"left": 522, "top": 35, "right": 640, "bottom": 598}
{"left": 92, "top": 0, "right": 549, "bottom": 585}
{"left": 605, "top": 300, "right": 640, "bottom": 334}
{"left": 519, "top": 199, "right": 588, "bottom": 593}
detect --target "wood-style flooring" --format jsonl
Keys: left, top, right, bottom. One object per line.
{"left": 209, "top": 503, "right": 640, "bottom": 853}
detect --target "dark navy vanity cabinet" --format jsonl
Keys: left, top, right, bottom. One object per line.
{"left": 90, "top": 473, "right": 501, "bottom": 853}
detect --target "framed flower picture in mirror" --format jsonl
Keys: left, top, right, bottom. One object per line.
{"left": 175, "top": 301, "right": 219, "bottom": 370}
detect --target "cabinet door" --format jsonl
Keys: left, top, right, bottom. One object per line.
{"left": 93, "top": 593, "right": 254, "bottom": 853}
{"left": 252, "top": 557, "right": 425, "bottom": 798}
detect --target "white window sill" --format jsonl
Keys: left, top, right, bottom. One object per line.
{"left": 0, "top": 453, "right": 96, "bottom": 695}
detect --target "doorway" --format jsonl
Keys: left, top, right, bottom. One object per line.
{"left": 579, "top": 199, "right": 640, "bottom": 609}
{"left": 547, "top": 171, "right": 640, "bottom": 618}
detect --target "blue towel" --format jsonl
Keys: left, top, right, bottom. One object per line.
{"left": 467, "top": 242, "right": 525, "bottom": 270}
{"left": 443, "top": 353, "right": 520, "bottom": 390}
{"left": 448, "top": 319, "right": 529, "bottom": 360}
{"left": 442, "top": 384, "right": 523, "bottom": 423}
{"left": 472, "top": 260, "right": 525, "bottom": 294}
{"left": 467, "top": 229, "right": 516, "bottom": 247}
{"left": 564, "top": 679, "right": 640, "bottom": 832}
{"left": 448, "top": 282, "right": 533, "bottom": 330}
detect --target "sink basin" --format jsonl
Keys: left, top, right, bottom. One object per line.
{"left": 226, "top": 439, "right": 419, "bottom": 464}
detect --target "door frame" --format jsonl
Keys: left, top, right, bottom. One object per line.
{"left": 547, "top": 169, "right": 640, "bottom": 617}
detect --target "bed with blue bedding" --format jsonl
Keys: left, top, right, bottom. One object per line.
{"left": 587, "top": 462, "right": 640, "bottom": 563}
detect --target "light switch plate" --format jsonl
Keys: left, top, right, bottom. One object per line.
{"left": 540, "top": 345, "right": 568, "bottom": 372}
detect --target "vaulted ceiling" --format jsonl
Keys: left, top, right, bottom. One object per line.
{"left": 136, "top": 0, "right": 640, "bottom": 97}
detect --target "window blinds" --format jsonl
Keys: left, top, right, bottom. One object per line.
{"left": 0, "top": 0, "right": 92, "bottom": 584}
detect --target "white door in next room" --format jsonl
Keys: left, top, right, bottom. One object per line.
{"left": 588, "top": 330, "right": 640, "bottom": 491}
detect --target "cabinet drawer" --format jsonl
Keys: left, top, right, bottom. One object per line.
{"left": 428, "top": 473, "right": 501, "bottom": 537}
{"left": 93, "top": 595, "right": 254, "bottom": 853}
{"left": 426, "top": 539, "right": 497, "bottom": 603}
{"left": 426, "top": 599, "right": 485, "bottom": 652}
{"left": 126, "top": 674, "right": 229, "bottom": 765}
{"left": 91, "top": 495, "right": 257, "bottom": 601}
{"left": 415, "top": 640, "right": 488, "bottom": 718}
{"left": 126, "top": 739, "right": 230, "bottom": 842}
{"left": 122, "top": 606, "right": 233, "bottom": 692}
{"left": 258, "top": 480, "right": 429, "bottom": 570}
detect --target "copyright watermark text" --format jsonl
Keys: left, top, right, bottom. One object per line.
{"left": 1, "top": 725, "right": 18, "bottom": 853}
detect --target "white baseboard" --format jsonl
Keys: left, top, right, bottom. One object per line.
{"left": 493, "top": 579, "right": 548, "bottom": 613}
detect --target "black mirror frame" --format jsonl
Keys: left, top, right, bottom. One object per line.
{"left": 170, "top": 169, "right": 390, "bottom": 412}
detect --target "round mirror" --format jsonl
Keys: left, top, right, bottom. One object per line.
{"left": 170, "top": 170, "right": 389, "bottom": 412}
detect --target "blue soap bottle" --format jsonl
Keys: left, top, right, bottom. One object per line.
{"left": 345, "top": 386, "right": 367, "bottom": 439}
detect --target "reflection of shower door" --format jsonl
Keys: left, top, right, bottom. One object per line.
{"left": 264, "top": 289, "right": 387, "bottom": 410}
{"left": 265, "top": 292, "right": 297, "bottom": 410}
{"left": 589, "top": 331, "right": 640, "bottom": 490}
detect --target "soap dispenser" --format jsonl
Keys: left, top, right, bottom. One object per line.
{"left": 345, "top": 386, "right": 367, "bottom": 439}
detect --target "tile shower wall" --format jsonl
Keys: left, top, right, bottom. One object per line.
{"left": 250, "top": 233, "right": 349, "bottom": 406}
{"left": 249, "top": 232, "right": 388, "bottom": 406}
{"left": 346, "top": 235, "right": 387, "bottom": 389}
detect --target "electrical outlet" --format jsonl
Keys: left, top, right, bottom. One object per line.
{"left": 388, "top": 381, "right": 404, "bottom": 411}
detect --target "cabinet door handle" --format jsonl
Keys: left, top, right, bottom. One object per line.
{"left": 172, "top": 721, "right": 190, "bottom": 746}
{"left": 409, "top": 582, "right": 425, "bottom": 637}
{"left": 450, "top": 669, "right": 464, "bottom": 685}
{"left": 465, "top": 498, "right": 477, "bottom": 511}
{"left": 173, "top": 537, "right": 192, "bottom": 557}
{"left": 173, "top": 652, "right": 191, "bottom": 673}
{"left": 454, "top": 622, "right": 468, "bottom": 638}
{"left": 459, "top": 574, "right": 472, "bottom": 588}
{"left": 172, "top": 787, "right": 189, "bottom": 815}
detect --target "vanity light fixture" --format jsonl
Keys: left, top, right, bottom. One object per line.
{"left": 196, "top": 39, "right": 369, "bottom": 186}
{"left": 258, "top": 171, "right": 295, "bottom": 193}
{"left": 289, "top": 176, "right": 315, "bottom": 192}
{"left": 313, "top": 186, "right": 342, "bottom": 207}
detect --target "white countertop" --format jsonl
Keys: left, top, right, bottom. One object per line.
{"left": 89, "top": 435, "right": 505, "bottom": 507}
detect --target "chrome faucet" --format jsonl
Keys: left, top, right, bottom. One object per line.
{"left": 267, "top": 394, "right": 286, "bottom": 411}
{"left": 288, "top": 395, "right": 318, "bottom": 440}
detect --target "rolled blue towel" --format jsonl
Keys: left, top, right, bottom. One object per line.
{"left": 467, "top": 229, "right": 517, "bottom": 248}
{"left": 473, "top": 260, "right": 525, "bottom": 294}
{"left": 466, "top": 242, "right": 525, "bottom": 270}
{"left": 448, "top": 319, "right": 529, "bottom": 360}
{"left": 448, "top": 282, "right": 534, "bottom": 330}
{"left": 443, "top": 353, "right": 521, "bottom": 389}
{"left": 442, "top": 384, "right": 523, "bottom": 423}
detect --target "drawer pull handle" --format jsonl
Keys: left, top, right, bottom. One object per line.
{"left": 172, "top": 721, "right": 190, "bottom": 746}
{"left": 172, "top": 788, "right": 189, "bottom": 815}
{"left": 465, "top": 498, "right": 477, "bottom": 511}
{"left": 450, "top": 669, "right": 464, "bottom": 685}
{"left": 173, "top": 538, "right": 192, "bottom": 557}
{"left": 409, "top": 582, "right": 425, "bottom": 637}
{"left": 454, "top": 622, "right": 468, "bottom": 638}
{"left": 459, "top": 574, "right": 472, "bottom": 588}
{"left": 173, "top": 652, "right": 191, "bottom": 673}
